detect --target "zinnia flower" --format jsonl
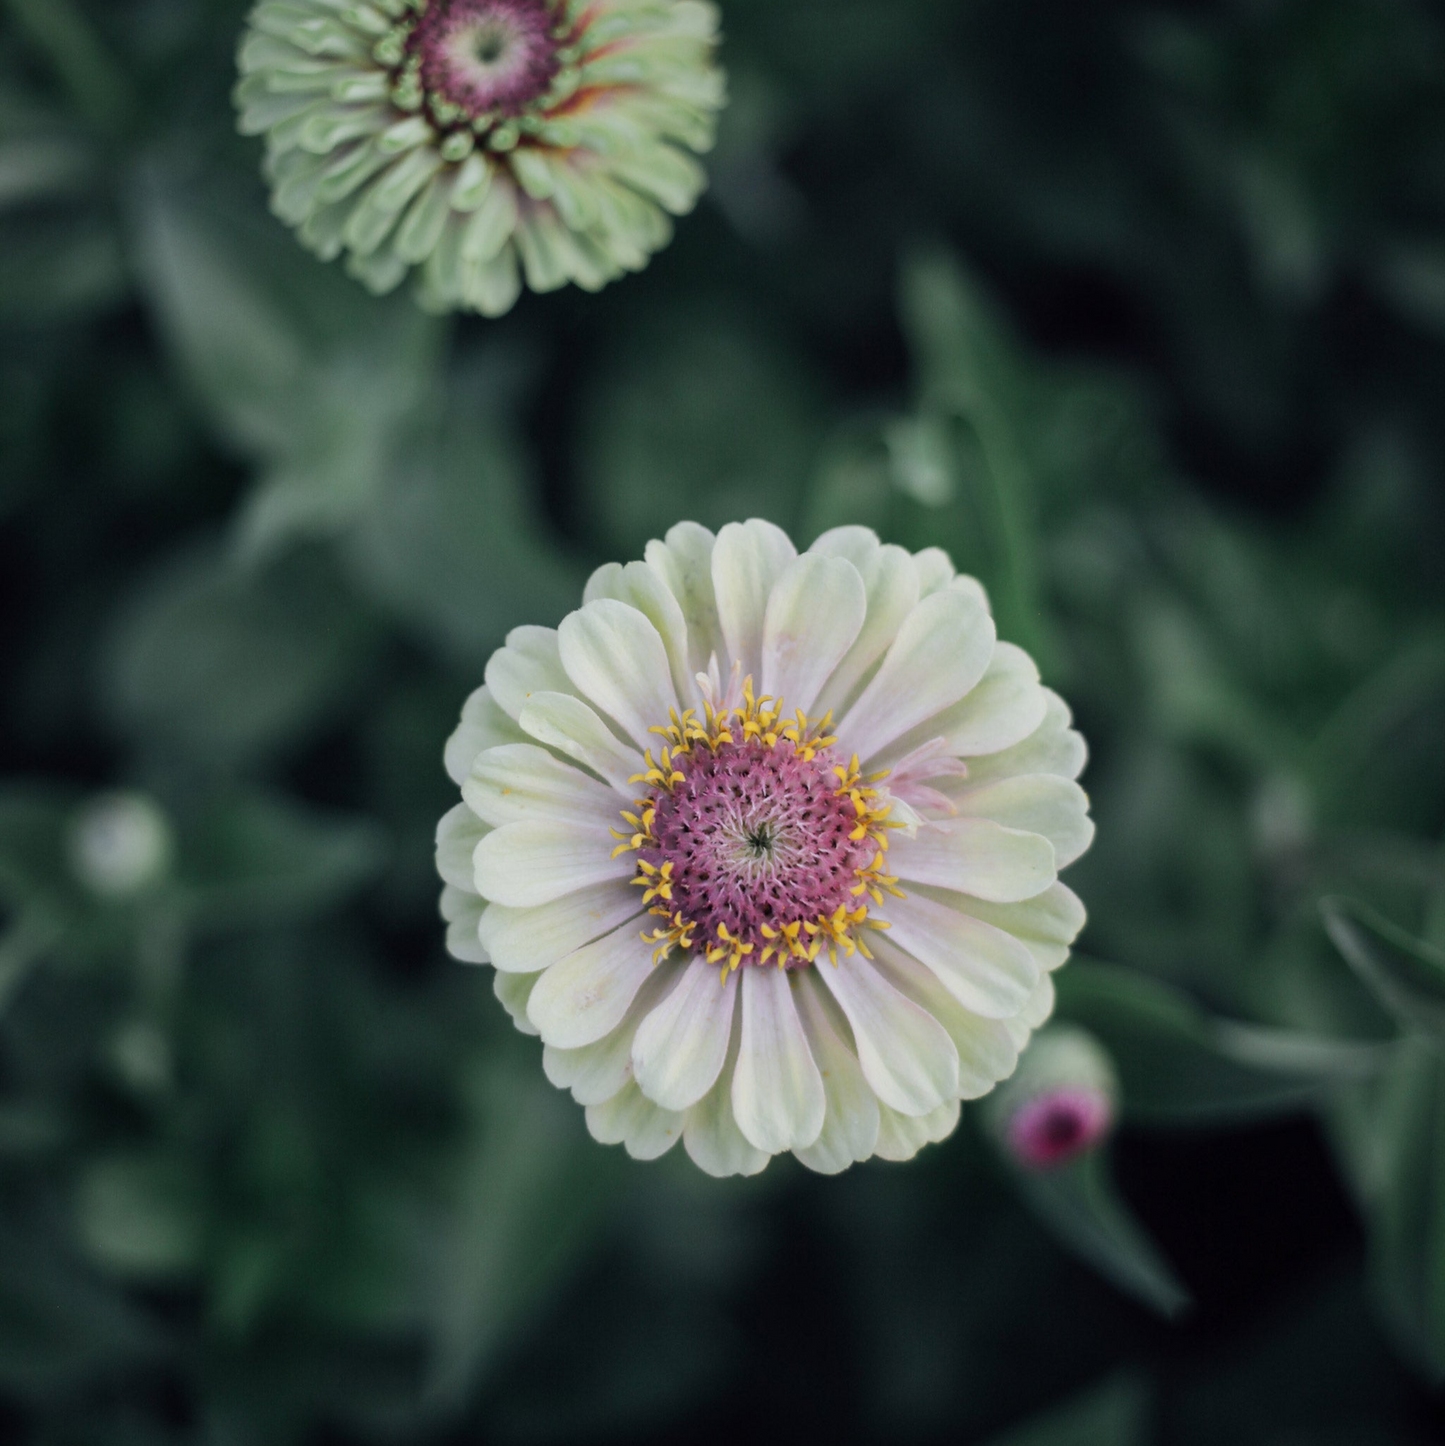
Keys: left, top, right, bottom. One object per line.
{"left": 438, "top": 521, "right": 1094, "bottom": 1176}
{"left": 235, "top": 0, "right": 724, "bottom": 314}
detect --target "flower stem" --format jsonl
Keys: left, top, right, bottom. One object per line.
{"left": 969, "top": 398, "right": 1059, "bottom": 679}
{"left": 0, "top": 914, "right": 57, "bottom": 1017}
{"left": 3, "top": 0, "right": 132, "bottom": 132}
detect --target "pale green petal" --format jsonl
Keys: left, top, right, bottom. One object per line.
{"left": 526, "top": 920, "right": 656, "bottom": 1049}
{"left": 631, "top": 957, "right": 738, "bottom": 1111}
{"left": 444, "top": 685, "right": 529, "bottom": 785}
{"left": 888, "top": 819, "right": 1056, "bottom": 904}
{"left": 711, "top": 519, "right": 797, "bottom": 684}
{"left": 731, "top": 966, "right": 826, "bottom": 1154}
{"left": 463, "top": 743, "right": 621, "bottom": 829}
{"left": 817, "top": 956, "right": 959, "bottom": 1117}
{"left": 479, "top": 882, "right": 642, "bottom": 975}
{"left": 759, "top": 554, "right": 867, "bottom": 716}
{"left": 841, "top": 589, "right": 996, "bottom": 765}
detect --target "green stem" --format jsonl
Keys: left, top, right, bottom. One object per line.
{"left": 3, "top": 0, "right": 132, "bottom": 131}
{"left": 1305, "top": 631, "right": 1445, "bottom": 810}
{"left": 0, "top": 914, "right": 57, "bottom": 1016}
{"left": 1425, "top": 835, "right": 1445, "bottom": 954}
{"left": 969, "top": 398, "right": 1059, "bottom": 679}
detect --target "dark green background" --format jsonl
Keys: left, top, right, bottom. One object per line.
{"left": 2, "top": 0, "right": 1445, "bottom": 1442}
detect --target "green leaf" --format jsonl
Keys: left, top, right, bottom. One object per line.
{"left": 899, "top": 249, "right": 1027, "bottom": 418}
{"left": 1011, "top": 1151, "right": 1191, "bottom": 1318}
{"left": 1057, "top": 962, "right": 1385, "bottom": 1124}
{"left": 0, "top": 1220, "right": 162, "bottom": 1395}
{"left": 1348, "top": 1038, "right": 1445, "bottom": 1382}
{"left": 76, "top": 1151, "right": 205, "bottom": 1280}
{"left": 0, "top": 135, "right": 93, "bottom": 210}
{"left": 983, "top": 1373, "right": 1151, "bottom": 1446}
{"left": 576, "top": 308, "right": 823, "bottom": 552}
{"left": 1132, "top": 594, "right": 1297, "bottom": 769}
{"left": 1323, "top": 897, "right": 1445, "bottom": 1040}
{"left": 0, "top": 210, "right": 126, "bottom": 322}
{"left": 177, "top": 791, "right": 386, "bottom": 930}
{"left": 896, "top": 250, "right": 1054, "bottom": 669}
{"left": 103, "top": 543, "right": 378, "bottom": 771}
{"left": 347, "top": 362, "right": 580, "bottom": 665}
{"left": 420, "top": 1057, "right": 620, "bottom": 1409}
{"left": 130, "top": 171, "right": 444, "bottom": 556}
{"left": 0, "top": 784, "right": 73, "bottom": 914}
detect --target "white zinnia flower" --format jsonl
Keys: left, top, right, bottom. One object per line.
{"left": 438, "top": 521, "right": 1094, "bottom": 1176}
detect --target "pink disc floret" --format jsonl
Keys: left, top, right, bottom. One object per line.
{"left": 411, "top": 0, "right": 562, "bottom": 117}
{"left": 639, "top": 740, "right": 878, "bottom": 965}
{"left": 1006, "top": 1086, "right": 1114, "bottom": 1169}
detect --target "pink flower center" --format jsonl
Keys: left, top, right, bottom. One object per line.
{"left": 410, "top": 0, "right": 562, "bottom": 118}
{"left": 639, "top": 740, "right": 880, "bottom": 967}
{"left": 1006, "top": 1087, "right": 1114, "bottom": 1169}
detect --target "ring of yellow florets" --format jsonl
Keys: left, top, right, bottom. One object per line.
{"left": 611, "top": 680, "right": 904, "bottom": 981}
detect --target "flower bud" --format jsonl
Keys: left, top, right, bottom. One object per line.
{"left": 69, "top": 792, "right": 173, "bottom": 900}
{"left": 989, "top": 1025, "right": 1118, "bottom": 1170}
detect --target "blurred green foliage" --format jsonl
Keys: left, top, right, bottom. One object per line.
{"left": 1, "top": 0, "right": 1444, "bottom": 1442}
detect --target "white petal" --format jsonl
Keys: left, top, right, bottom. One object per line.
{"left": 477, "top": 880, "right": 641, "bottom": 974}
{"left": 645, "top": 521, "right": 722, "bottom": 678}
{"left": 493, "top": 968, "right": 539, "bottom": 1036}
{"left": 1022, "top": 971, "right": 1056, "bottom": 1029}
{"left": 585, "top": 1080, "right": 684, "bottom": 1160}
{"left": 791, "top": 972, "right": 880, "bottom": 1174}
{"left": 817, "top": 956, "right": 959, "bottom": 1116}
{"left": 880, "top": 891, "right": 1039, "bottom": 1019}
{"left": 518, "top": 691, "right": 643, "bottom": 795}
{"left": 445, "top": 686, "right": 527, "bottom": 784}
{"left": 682, "top": 1016, "right": 770, "bottom": 1178}
{"left": 949, "top": 574, "right": 991, "bottom": 610}
{"left": 884, "top": 642, "right": 1046, "bottom": 764}
{"left": 874, "top": 1098, "right": 960, "bottom": 1161}
{"left": 731, "top": 967, "right": 826, "bottom": 1153}
{"left": 525, "top": 920, "right": 656, "bottom": 1048}
{"left": 888, "top": 819, "right": 1056, "bottom": 903}
{"left": 711, "top": 519, "right": 797, "bottom": 682}
{"left": 631, "top": 957, "right": 739, "bottom": 1111}
{"left": 474, "top": 819, "right": 630, "bottom": 907}
{"left": 585, "top": 559, "right": 696, "bottom": 708}
{"left": 933, "top": 882, "right": 1086, "bottom": 972}
{"left": 545, "top": 966, "right": 678, "bottom": 1104}
{"left": 950, "top": 774, "right": 1094, "bottom": 869}
{"left": 758, "top": 554, "right": 867, "bottom": 715}
{"left": 869, "top": 937, "right": 1020, "bottom": 1099}
{"left": 463, "top": 743, "right": 622, "bottom": 829}
{"left": 440, "top": 884, "right": 488, "bottom": 964}
{"left": 435, "top": 802, "right": 489, "bottom": 892}
{"left": 808, "top": 525, "right": 882, "bottom": 561}
{"left": 558, "top": 599, "right": 679, "bottom": 752}
{"left": 839, "top": 588, "right": 996, "bottom": 765}
{"left": 912, "top": 548, "right": 955, "bottom": 597}
{"left": 484, "top": 625, "right": 574, "bottom": 722}
{"left": 810, "top": 536, "right": 921, "bottom": 720}
{"left": 962, "top": 689, "right": 1087, "bottom": 784}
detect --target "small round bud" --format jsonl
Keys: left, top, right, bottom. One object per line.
{"left": 68, "top": 792, "right": 173, "bottom": 900}
{"left": 989, "top": 1025, "right": 1118, "bottom": 1170}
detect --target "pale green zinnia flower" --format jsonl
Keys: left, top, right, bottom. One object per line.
{"left": 236, "top": 0, "right": 724, "bottom": 314}
{"left": 438, "top": 522, "right": 1094, "bottom": 1176}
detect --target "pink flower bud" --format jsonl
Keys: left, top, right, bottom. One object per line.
{"left": 989, "top": 1025, "right": 1118, "bottom": 1171}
